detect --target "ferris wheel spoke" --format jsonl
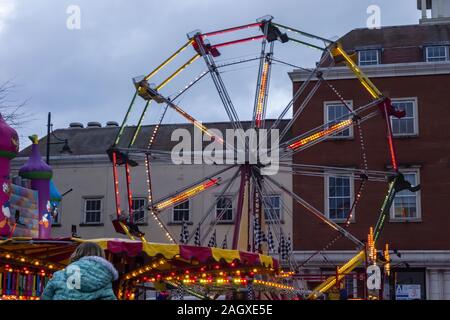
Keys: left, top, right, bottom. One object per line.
{"left": 265, "top": 51, "right": 332, "bottom": 139}
{"left": 261, "top": 173, "right": 363, "bottom": 247}
{"left": 277, "top": 162, "right": 394, "bottom": 181}
{"left": 191, "top": 33, "right": 243, "bottom": 133}
{"left": 187, "top": 168, "right": 240, "bottom": 244}
{"left": 199, "top": 189, "right": 240, "bottom": 245}
{"left": 151, "top": 165, "right": 236, "bottom": 212}
{"left": 258, "top": 178, "right": 300, "bottom": 271}
{"left": 278, "top": 97, "right": 383, "bottom": 158}
{"left": 277, "top": 168, "right": 387, "bottom": 183}
{"left": 279, "top": 79, "right": 323, "bottom": 143}
{"left": 252, "top": 20, "right": 274, "bottom": 129}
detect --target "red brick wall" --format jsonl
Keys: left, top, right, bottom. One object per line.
{"left": 292, "top": 74, "right": 450, "bottom": 251}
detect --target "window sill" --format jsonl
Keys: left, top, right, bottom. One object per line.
{"left": 79, "top": 223, "right": 104, "bottom": 227}
{"left": 392, "top": 134, "right": 419, "bottom": 139}
{"left": 389, "top": 218, "right": 422, "bottom": 223}
{"left": 168, "top": 221, "right": 193, "bottom": 226}
{"left": 212, "top": 221, "right": 234, "bottom": 225}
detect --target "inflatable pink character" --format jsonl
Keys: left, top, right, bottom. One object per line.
{"left": 0, "top": 113, "right": 19, "bottom": 237}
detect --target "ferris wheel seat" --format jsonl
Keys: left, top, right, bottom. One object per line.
{"left": 132, "top": 77, "right": 165, "bottom": 103}
{"left": 191, "top": 37, "right": 221, "bottom": 57}
{"left": 262, "top": 22, "right": 289, "bottom": 43}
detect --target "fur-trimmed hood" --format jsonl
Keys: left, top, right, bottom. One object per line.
{"left": 79, "top": 256, "right": 119, "bottom": 281}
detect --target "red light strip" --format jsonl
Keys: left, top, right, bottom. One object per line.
{"left": 212, "top": 35, "right": 266, "bottom": 49}
{"left": 201, "top": 22, "right": 262, "bottom": 37}
{"left": 383, "top": 102, "right": 399, "bottom": 171}
{"left": 155, "top": 179, "right": 219, "bottom": 211}
{"left": 125, "top": 162, "right": 133, "bottom": 223}
{"left": 288, "top": 119, "right": 354, "bottom": 150}
{"left": 112, "top": 152, "right": 122, "bottom": 218}
{"left": 255, "top": 61, "right": 269, "bottom": 128}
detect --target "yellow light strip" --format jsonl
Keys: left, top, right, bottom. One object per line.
{"left": 308, "top": 250, "right": 365, "bottom": 299}
{"left": 144, "top": 39, "right": 194, "bottom": 81}
{"left": 118, "top": 221, "right": 136, "bottom": 241}
{"left": 332, "top": 43, "right": 382, "bottom": 99}
{"left": 255, "top": 61, "right": 269, "bottom": 127}
{"left": 155, "top": 179, "right": 219, "bottom": 211}
{"left": 384, "top": 243, "right": 390, "bottom": 276}
{"left": 254, "top": 279, "right": 295, "bottom": 291}
{"left": 156, "top": 54, "right": 200, "bottom": 91}
{"left": 288, "top": 119, "right": 353, "bottom": 150}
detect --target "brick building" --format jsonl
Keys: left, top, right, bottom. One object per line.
{"left": 289, "top": 3, "right": 450, "bottom": 299}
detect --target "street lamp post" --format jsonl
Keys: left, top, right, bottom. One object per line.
{"left": 46, "top": 112, "right": 72, "bottom": 165}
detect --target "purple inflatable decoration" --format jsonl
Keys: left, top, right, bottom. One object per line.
{"left": 19, "top": 135, "right": 53, "bottom": 238}
{"left": 0, "top": 113, "right": 19, "bottom": 237}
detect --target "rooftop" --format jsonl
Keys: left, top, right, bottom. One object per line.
{"left": 18, "top": 119, "right": 292, "bottom": 158}
{"left": 339, "top": 23, "right": 450, "bottom": 51}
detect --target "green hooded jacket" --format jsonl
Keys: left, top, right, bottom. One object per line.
{"left": 41, "top": 256, "right": 118, "bottom": 300}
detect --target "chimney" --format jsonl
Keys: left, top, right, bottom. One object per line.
{"left": 418, "top": 0, "right": 450, "bottom": 24}
{"left": 106, "top": 121, "right": 119, "bottom": 127}
{"left": 86, "top": 121, "right": 102, "bottom": 128}
{"left": 69, "top": 122, "right": 84, "bottom": 129}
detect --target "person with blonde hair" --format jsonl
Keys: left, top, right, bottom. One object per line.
{"left": 41, "top": 242, "right": 118, "bottom": 300}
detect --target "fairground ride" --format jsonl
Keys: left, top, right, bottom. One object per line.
{"left": 106, "top": 15, "right": 420, "bottom": 300}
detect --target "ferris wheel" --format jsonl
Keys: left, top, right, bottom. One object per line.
{"left": 106, "top": 15, "right": 420, "bottom": 298}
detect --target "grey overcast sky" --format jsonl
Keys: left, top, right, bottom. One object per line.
{"left": 0, "top": 0, "right": 421, "bottom": 149}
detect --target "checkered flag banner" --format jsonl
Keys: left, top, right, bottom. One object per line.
{"left": 194, "top": 225, "right": 201, "bottom": 246}
{"left": 208, "top": 230, "right": 217, "bottom": 247}
{"left": 279, "top": 233, "right": 288, "bottom": 261}
{"left": 180, "top": 220, "right": 189, "bottom": 244}
{"left": 222, "top": 234, "right": 228, "bottom": 249}
{"left": 268, "top": 229, "right": 275, "bottom": 253}
{"left": 286, "top": 235, "right": 292, "bottom": 256}
{"left": 247, "top": 281, "right": 255, "bottom": 300}
{"left": 253, "top": 214, "right": 263, "bottom": 249}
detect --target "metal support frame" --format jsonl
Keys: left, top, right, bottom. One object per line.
{"left": 192, "top": 32, "right": 243, "bottom": 132}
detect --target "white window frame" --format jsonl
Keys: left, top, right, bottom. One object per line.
{"left": 324, "top": 100, "right": 354, "bottom": 140}
{"left": 132, "top": 197, "right": 147, "bottom": 224}
{"left": 263, "top": 194, "right": 283, "bottom": 223}
{"left": 390, "top": 97, "right": 419, "bottom": 137}
{"left": 324, "top": 173, "right": 355, "bottom": 223}
{"left": 390, "top": 169, "right": 421, "bottom": 222}
{"left": 425, "top": 46, "right": 449, "bottom": 62}
{"left": 172, "top": 199, "right": 191, "bottom": 223}
{"left": 358, "top": 50, "right": 380, "bottom": 66}
{"left": 82, "top": 197, "right": 103, "bottom": 225}
{"left": 215, "top": 195, "right": 234, "bottom": 223}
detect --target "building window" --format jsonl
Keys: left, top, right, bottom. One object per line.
{"left": 132, "top": 198, "right": 147, "bottom": 224}
{"left": 390, "top": 98, "right": 418, "bottom": 136}
{"left": 325, "top": 101, "right": 353, "bottom": 139}
{"left": 83, "top": 198, "right": 102, "bottom": 224}
{"left": 425, "top": 46, "right": 448, "bottom": 62}
{"left": 172, "top": 200, "right": 190, "bottom": 222}
{"left": 325, "top": 174, "right": 354, "bottom": 222}
{"left": 216, "top": 196, "right": 233, "bottom": 222}
{"left": 358, "top": 50, "right": 380, "bottom": 66}
{"left": 263, "top": 195, "right": 282, "bottom": 222}
{"left": 391, "top": 171, "right": 421, "bottom": 221}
